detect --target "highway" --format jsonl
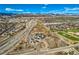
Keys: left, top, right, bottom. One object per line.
{"left": 0, "top": 19, "right": 79, "bottom": 55}
{"left": 0, "top": 23, "right": 15, "bottom": 35}
{"left": 0, "top": 19, "right": 37, "bottom": 55}
{"left": 0, "top": 23, "right": 25, "bottom": 45}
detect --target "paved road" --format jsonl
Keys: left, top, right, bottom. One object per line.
{"left": 0, "top": 20, "right": 37, "bottom": 55}
{"left": 22, "top": 43, "right": 79, "bottom": 55}
{"left": 44, "top": 23, "right": 63, "bottom": 25}
{"left": 44, "top": 21, "right": 79, "bottom": 26}
{"left": 0, "top": 23, "right": 25, "bottom": 46}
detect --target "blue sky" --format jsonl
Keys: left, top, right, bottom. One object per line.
{"left": 0, "top": 4, "right": 79, "bottom": 14}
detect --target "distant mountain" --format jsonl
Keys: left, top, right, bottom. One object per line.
{"left": 0, "top": 12, "right": 17, "bottom": 16}
{"left": 0, "top": 12, "right": 79, "bottom": 16}
{"left": 47, "top": 13, "right": 79, "bottom": 16}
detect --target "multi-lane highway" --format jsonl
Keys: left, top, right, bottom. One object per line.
{"left": 0, "top": 18, "right": 79, "bottom": 55}
{"left": 0, "top": 20, "right": 37, "bottom": 55}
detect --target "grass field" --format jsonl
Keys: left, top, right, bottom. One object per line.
{"left": 58, "top": 31, "right": 79, "bottom": 41}
{"left": 51, "top": 29, "right": 79, "bottom": 42}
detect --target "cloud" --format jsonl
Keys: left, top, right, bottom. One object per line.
{"left": 48, "top": 8, "right": 79, "bottom": 14}
{"left": 16, "top": 9, "right": 23, "bottom": 11}
{"left": 62, "top": 7, "right": 79, "bottom": 14}
{"left": 64, "top": 7, "right": 79, "bottom": 11}
{"left": 48, "top": 10, "right": 60, "bottom": 13}
{"left": 22, "top": 11, "right": 31, "bottom": 14}
{"left": 44, "top": 4, "right": 48, "bottom": 6}
{"left": 40, "top": 7, "right": 79, "bottom": 14}
{"left": 5, "top": 8, "right": 23, "bottom": 11}
{"left": 25, "top": 12, "right": 31, "bottom": 13}
{"left": 47, "top": 7, "right": 79, "bottom": 14}
{"left": 5, "top": 8, "right": 14, "bottom": 11}
{"left": 42, "top": 6, "right": 47, "bottom": 9}
{"left": 42, "top": 4, "right": 48, "bottom": 9}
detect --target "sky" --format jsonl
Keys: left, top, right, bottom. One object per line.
{"left": 0, "top": 4, "right": 79, "bottom": 14}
